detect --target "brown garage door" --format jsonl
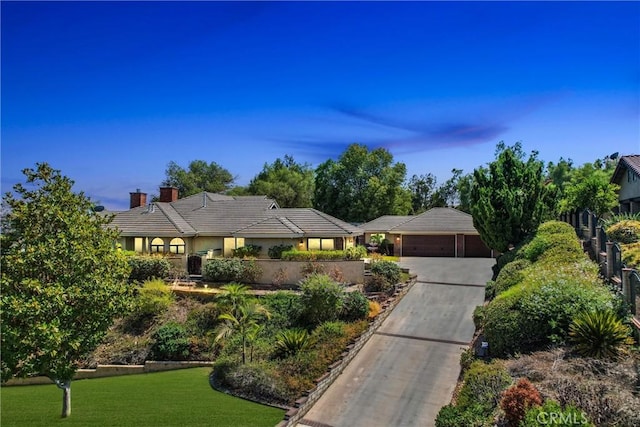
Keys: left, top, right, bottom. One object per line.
{"left": 464, "top": 235, "right": 492, "bottom": 257}
{"left": 403, "top": 235, "right": 455, "bottom": 257}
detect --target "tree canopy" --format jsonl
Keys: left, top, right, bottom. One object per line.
{"left": 313, "top": 144, "right": 411, "bottom": 223}
{"left": 0, "top": 163, "right": 131, "bottom": 417}
{"left": 470, "top": 142, "right": 551, "bottom": 252}
{"left": 558, "top": 157, "right": 619, "bottom": 217}
{"left": 246, "top": 155, "right": 314, "bottom": 207}
{"left": 162, "top": 160, "right": 235, "bottom": 197}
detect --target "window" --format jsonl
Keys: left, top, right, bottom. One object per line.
{"left": 307, "top": 238, "right": 334, "bottom": 250}
{"left": 169, "top": 238, "right": 185, "bottom": 254}
{"left": 150, "top": 237, "right": 165, "bottom": 253}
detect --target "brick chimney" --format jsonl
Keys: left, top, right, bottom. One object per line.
{"left": 129, "top": 189, "right": 147, "bottom": 209}
{"left": 159, "top": 186, "right": 179, "bottom": 203}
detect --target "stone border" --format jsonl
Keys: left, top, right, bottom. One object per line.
{"left": 4, "top": 361, "right": 214, "bottom": 386}
{"left": 276, "top": 274, "right": 417, "bottom": 427}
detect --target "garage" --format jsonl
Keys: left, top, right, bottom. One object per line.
{"left": 403, "top": 235, "right": 455, "bottom": 257}
{"left": 464, "top": 235, "right": 492, "bottom": 258}
{"left": 360, "top": 207, "right": 494, "bottom": 258}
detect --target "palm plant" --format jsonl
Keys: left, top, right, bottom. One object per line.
{"left": 215, "top": 299, "right": 270, "bottom": 364}
{"left": 216, "top": 283, "right": 251, "bottom": 317}
{"left": 273, "top": 328, "right": 313, "bottom": 358}
{"left": 569, "top": 310, "right": 633, "bottom": 359}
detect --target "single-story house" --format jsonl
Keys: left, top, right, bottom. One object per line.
{"left": 109, "top": 187, "right": 363, "bottom": 270}
{"left": 360, "top": 207, "right": 494, "bottom": 258}
{"left": 611, "top": 154, "right": 640, "bottom": 214}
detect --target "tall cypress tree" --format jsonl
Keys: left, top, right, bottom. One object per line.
{"left": 470, "top": 142, "right": 549, "bottom": 252}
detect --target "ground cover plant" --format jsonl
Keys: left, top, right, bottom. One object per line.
{"left": 1, "top": 368, "right": 284, "bottom": 427}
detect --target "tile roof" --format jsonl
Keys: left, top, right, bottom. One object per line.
{"left": 109, "top": 192, "right": 363, "bottom": 238}
{"left": 360, "top": 207, "right": 478, "bottom": 234}
{"left": 611, "top": 155, "right": 640, "bottom": 184}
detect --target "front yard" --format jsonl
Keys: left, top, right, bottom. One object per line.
{"left": 0, "top": 368, "right": 284, "bottom": 427}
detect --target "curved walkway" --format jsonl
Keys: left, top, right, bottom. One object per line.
{"left": 297, "top": 257, "right": 494, "bottom": 427}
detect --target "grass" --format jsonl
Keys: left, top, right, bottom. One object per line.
{"left": 1, "top": 368, "right": 285, "bottom": 427}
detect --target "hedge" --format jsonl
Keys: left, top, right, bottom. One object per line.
{"left": 281, "top": 249, "right": 347, "bottom": 261}
{"left": 127, "top": 255, "right": 171, "bottom": 283}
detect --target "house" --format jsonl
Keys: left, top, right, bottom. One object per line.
{"left": 611, "top": 154, "right": 640, "bottom": 214}
{"left": 360, "top": 207, "right": 494, "bottom": 258}
{"left": 109, "top": 187, "right": 363, "bottom": 269}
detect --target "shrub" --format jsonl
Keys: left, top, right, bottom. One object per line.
{"left": 499, "top": 378, "right": 543, "bottom": 427}
{"left": 340, "top": 291, "right": 369, "bottom": 322}
{"left": 268, "top": 244, "right": 293, "bottom": 259}
{"left": 261, "top": 291, "right": 303, "bottom": 332}
{"left": 127, "top": 255, "right": 171, "bottom": 282}
{"left": 456, "top": 360, "right": 512, "bottom": 414}
{"left": 273, "top": 328, "right": 312, "bottom": 358}
{"left": 299, "top": 274, "right": 345, "bottom": 327}
{"left": 124, "top": 279, "right": 174, "bottom": 331}
{"left": 435, "top": 403, "right": 491, "bottom": 427}
{"left": 483, "top": 263, "right": 615, "bottom": 357}
{"left": 473, "top": 305, "right": 486, "bottom": 330}
{"left": 485, "top": 280, "right": 497, "bottom": 300}
{"left": 186, "top": 302, "right": 220, "bottom": 335}
{"left": 606, "top": 220, "right": 640, "bottom": 244}
{"left": 344, "top": 245, "right": 367, "bottom": 260}
{"left": 300, "top": 261, "right": 326, "bottom": 277}
{"left": 519, "top": 232, "right": 583, "bottom": 264}
{"left": 370, "top": 260, "right": 401, "bottom": 285}
{"left": 460, "top": 348, "right": 475, "bottom": 373}
{"left": 364, "top": 273, "right": 395, "bottom": 295}
{"left": 537, "top": 220, "right": 577, "bottom": 236}
{"left": 151, "top": 321, "right": 190, "bottom": 360}
{"left": 202, "top": 258, "right": 262, "bottom": 283}
{"left": 232, "top": 244, "right": 262, "bottom": 258}
{"left": 568, "top": 310, "right": 633, "bottom": 359}
{"left": 368, "top": 300, "right": 381, "bottom": 319}
{"left": 521, "top": 400, "right": 594, "bottom": 427}
{"left": 281, "top": 249, "right": 346, "bottom": 261}
{"left": 220, "top": 361, "right": 290, "bottom": 404}
{"left": 493, "top": 259, "right": 531, "bottom": 296}
{"left": 621, "top": 242, "right": 640, "bottom": 269}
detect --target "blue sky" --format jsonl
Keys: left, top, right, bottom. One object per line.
{"left": 2, "top": 1, "right": 639, "bottom": 210}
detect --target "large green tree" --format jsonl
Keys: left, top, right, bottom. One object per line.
{"left": 559, "top": 158, "right": 619, "bottom": 217}
{"left": 246, "top": 155, "right": 314, "bottom": 207}
{"left": 406, "top": 173, "right": 437, "bottom": 214}
{"left": 470, "top": 142, "right": 550, "bottom": 252}
{"left": 162, "top": 159, "right": 235, "bottom": 197}
{"left": 313, "top": 144, "right": 411, "bottom": 223}
{"left": 0, "top": 163, "right": 132, "bottom": 418}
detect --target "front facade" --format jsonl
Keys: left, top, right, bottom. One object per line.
{"left": 360, "top": 207, "right": 494, "bottom": 258}
{"left": 611, "top": 155, "right": 640, "bottom": 214}
{"left": 109, "top": 187, "right": 363, "bottom": 269}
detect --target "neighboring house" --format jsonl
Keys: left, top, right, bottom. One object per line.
{"left": 611, "top": 154, "right": 640, "bottom": 214}
{"left": 360, "top": 207, "right": 494, "bottom": 258}
{"left": 109, "top": 187, "right": 363, "bottom": 269}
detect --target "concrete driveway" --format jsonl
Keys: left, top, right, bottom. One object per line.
{"left": 298, "top": 257, "right": 495, "bottom": 427}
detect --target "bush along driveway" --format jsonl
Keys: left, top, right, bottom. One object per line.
{"left": 297, "top": 257, "right": 495, "bottom": 427}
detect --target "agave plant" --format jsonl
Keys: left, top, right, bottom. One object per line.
{"left": 569, "top": 310, "right": 633, "bottom": 359}
{"left": 274, "top": 328, "right": 313, "bottom": 358}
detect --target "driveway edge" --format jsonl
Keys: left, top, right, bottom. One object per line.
{"left": 277, "top": 276, "right": 418, "bottom": 427}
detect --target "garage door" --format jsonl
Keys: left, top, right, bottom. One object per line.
{"left": 464, "top": 235, "right": 492, "bottom": 258}
{"left": 403, "top": 235, "right": 455, "bottom": 257}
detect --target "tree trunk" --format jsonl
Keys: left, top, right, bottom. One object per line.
{"left": 55, "top": 380, "right": 71, "bottom": 418}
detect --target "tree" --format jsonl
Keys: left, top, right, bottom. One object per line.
{"left": 215, "top": 300, "right": 270, "bottom": 364}
{"left": 246, "top": 155, "right": 314, "bottom": 207}
{"left": 313, "top": 144, "right": 412, "bottom": 223}
{"left": 559, "top": 159, "right": 619, "bottom": 217}
{"left": 470, "top": 142, "right": 549, "bottom": 252}
{"left": 162, "top": 160, "right": 235, "bottom": 197}
{"left": 1, "top": 163, "right": 131, "bottom": 418}
{"left": 406, "top": 173, "right": 437, "bottom": 214}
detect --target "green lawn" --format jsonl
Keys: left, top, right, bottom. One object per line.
{"left": 1, "top": 368, "right": 285, "bottom": 427}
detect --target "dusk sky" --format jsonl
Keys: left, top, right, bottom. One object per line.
{"left": 2, "top": 1, "right": 639, "bottom": 210}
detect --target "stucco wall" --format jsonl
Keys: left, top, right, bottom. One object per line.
{"left": 253, "top": 259, "right": 365, "bottom": 285}
{"left": 619, "top": 176, "right": 640, "bottom": 201}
